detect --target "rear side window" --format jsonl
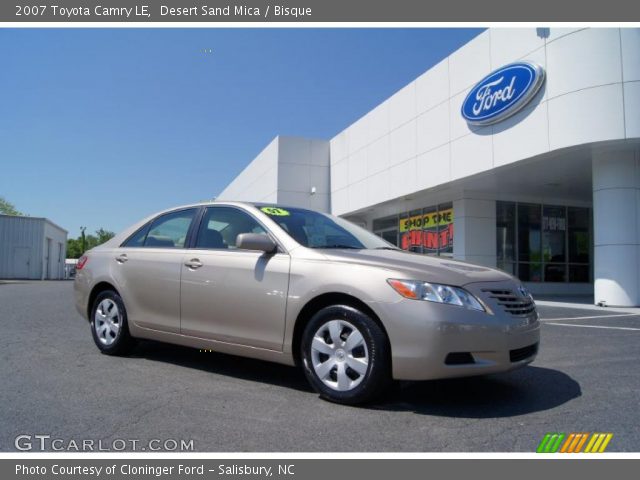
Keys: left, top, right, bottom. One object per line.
{"left": 123, "top": 209, "right": 197, "bottom": 249}
{"left": 122, "top": 223, "right": 151, "bottom": 247}
{"left": 195, "top": 207, "right": 267, "bottom": 250}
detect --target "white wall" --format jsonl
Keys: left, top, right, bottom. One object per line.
{"left": 0, "top": 216, "right": 44, "bottom": 279}
{"left": 453, "top": 197, "right": 496, "bottom": 267}
{"left": 592, "top": 147, "right": 640, "bottom": 307}
{"left": 217, "top": 136, "right": 331, "bottom": 211}
{"left": 217, "top": 137, "right": 280, "bottom": 203}
{"left": 330, "top": 28, "right": 640, "bottom": 217}
{"left": 43, "top": 220, "right": 67, "bottom": 280}
{"left": 277, "top": 136, "right": 331, "bottom": 212}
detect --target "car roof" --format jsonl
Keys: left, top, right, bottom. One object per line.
{"left": 100, "top": 200, "right": 311, "bottom": 252}
{"left": 170, "top": 201, "right": 313, "bottom": 212}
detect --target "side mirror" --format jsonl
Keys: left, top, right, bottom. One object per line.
{"left": 236, "top": 233, "right": 277, "bottom": 254}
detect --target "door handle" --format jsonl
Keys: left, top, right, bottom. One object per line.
{"left": 115, "top": 254, "right": 128, "bottom": 263}
{"left": 184, "top": 258, "right": 203, "bottom": 269}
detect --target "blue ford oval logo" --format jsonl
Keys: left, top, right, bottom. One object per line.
{"left": 461, "top": 62, "right": 545, "bottom": 126}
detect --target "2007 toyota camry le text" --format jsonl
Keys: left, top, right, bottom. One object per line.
{"left": 74, "top": 202, "right": 540, "bottom": 404}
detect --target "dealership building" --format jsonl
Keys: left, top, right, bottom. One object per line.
{"left": 218, "top": 28, "right": 640, "bottom": 307}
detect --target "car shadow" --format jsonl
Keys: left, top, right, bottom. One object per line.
{"left": 130, "top": 341, "right": 580, "bottom": 417}
{"left": 371, "top": 366, "right": 581, "bottom": 418}
{"left": 131, "top": 340, "right": 313, "bottom": 393}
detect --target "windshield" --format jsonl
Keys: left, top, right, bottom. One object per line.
{"left": 256, "top": 205, "right": 397, "bottom": 250}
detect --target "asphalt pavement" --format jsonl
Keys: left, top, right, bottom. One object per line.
{"left": 1, "top": 281, "right": 638, "bottom": 452}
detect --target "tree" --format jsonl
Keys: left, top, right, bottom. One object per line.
{"left": 95, "top": 228, "right": 115, "bottom": 245}
{"left": 0, "top": 196, "right": 23, "bottom": 216}
{"left": 66, "top": 228, "right": 116, "bottom": 258}
{"left": 66, "top": 238, "right": 83, "bottom": 259}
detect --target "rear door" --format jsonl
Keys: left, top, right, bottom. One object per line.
{"left": 12, "top": 247, "right": 30, "bottom": 279}
{"left": 112, "top": 208, "right": 198, "bottom": 334}
{"left": 180, "top": 206, "right": 290, "bottom": 351}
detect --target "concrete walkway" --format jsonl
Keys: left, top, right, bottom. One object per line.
{"left": 534, "top": 295, "right": 640, "bottom": 314}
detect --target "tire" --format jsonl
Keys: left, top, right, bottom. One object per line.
{"left": 301, "top": 305, "right": 391, "bottom": 405}
{"left": 90, "top": 290, "right": 135, "bottom": 356}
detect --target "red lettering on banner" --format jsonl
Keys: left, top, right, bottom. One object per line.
{"left": 400, "top": 224, "right": 454, "bottom": 251}
{"left": 424, "top": 231, "right": 439, "bottom": 249}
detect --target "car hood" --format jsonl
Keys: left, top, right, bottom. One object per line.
{"left": 317, "top": 249, "right": 515, "bottom": 287}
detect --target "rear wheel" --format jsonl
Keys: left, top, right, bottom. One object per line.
{"left": 301, "top": 305, "right": 391, "bottom": 405}
{"left": 90, "top": 290, "right": 135, "bottom": 356}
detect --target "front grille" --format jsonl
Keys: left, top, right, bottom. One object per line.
{"left": 482, "top": 288, "right": 536, "bottom": 316}
{"left": 510, "top": 343, "right": 539, "bottom": 362}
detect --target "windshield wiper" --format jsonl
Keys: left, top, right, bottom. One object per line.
{"left": 311, "top": 245, "right": 362, "bottom": 249}
{"left": 374, "top": 246, "right": 400, "bottom": 250}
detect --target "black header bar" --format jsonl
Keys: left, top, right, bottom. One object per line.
{"left": 3, "top": 1, "right": 640, "bottom": 22}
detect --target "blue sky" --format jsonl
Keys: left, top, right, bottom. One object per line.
{"left": 0, "top": 28, "right": 482, "bottom": 237}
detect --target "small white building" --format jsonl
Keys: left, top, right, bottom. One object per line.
{"left": 0, "top": 215, "right": 68, "bottom": 280}
{"left": 218, "top": 28, "right": 640, "bottom": 306}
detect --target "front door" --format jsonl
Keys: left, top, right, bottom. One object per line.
{"left": 180, "top": 206, "right": 290, "bottom": 351}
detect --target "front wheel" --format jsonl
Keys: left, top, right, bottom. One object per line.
{"left": 301, "top": 305, "right": 391, "bottom": 405}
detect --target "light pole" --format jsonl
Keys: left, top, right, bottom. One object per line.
{"left": 80, "top": 226, "right": 87, "bottom": 254}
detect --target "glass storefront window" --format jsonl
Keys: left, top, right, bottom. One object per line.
{"left": 543, "top": 205, "right": 567, "bottom": 282}
{"left": 376, "top": 201, "right": 589, "bottom": 282}
{"left": 498, "top": 262, "right": 516, "bottom": 275}
{"left": 544, "top": 263, "right": 567, "bottom": 282}
{"left": 374, "top": 203, "right": 454, "bottom": 257}
{"left": 569, "top": 265, "right": 590, "bottom": 283}
{"left": 407, "top": 209, "right": 425, "bottom": 254}
{"left": 380, "top": 230, "right": 398, "bottom": 246}
{"left": 497, "top": 201, "right": 516, "bottom": 268}
{"left": 373, "top": 215, "right": 398, "bottom": 247}
{"left": 398, "top": 211, "right": 412, "bottom": 250}
{"left": 497, "top": 201, "right": 591, "bottom": 283}
{"left": 568, "top": 207, "right": 590, "bottom": 264}
{"left": 518, "top": 262, "right": 542, "bottom": 282}
{"left": 517, "top": 204, "right": 542, "bottom": 263}
{"left": 372, "top": 216, "right": 397, "bottom": 231}
{"left": 543, "top": 205, "right": 567, "bottom": 263}
{"left": 437, "top": 203, "right": 454, "bottom": 257}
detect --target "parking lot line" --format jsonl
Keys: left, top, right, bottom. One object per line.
{"left": 545, "top": 322, "right": 640, "bottom": 331}
{"left": 539, "top": 313, "right": 640, "bottom": 321}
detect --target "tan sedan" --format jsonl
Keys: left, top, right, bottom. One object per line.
{"left": 74, "top": 202, "right": 540, "bottom": 404}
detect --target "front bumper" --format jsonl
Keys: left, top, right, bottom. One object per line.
{"left": 375, "top": 281, "right": 540, "bottom": 381}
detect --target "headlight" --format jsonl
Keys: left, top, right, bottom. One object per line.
{"left": 387, "top": 279, "right": 486, "bottom": 312}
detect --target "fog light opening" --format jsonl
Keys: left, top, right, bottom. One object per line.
{"left": 444, "top": 352, "right": 475, "bottom": 365}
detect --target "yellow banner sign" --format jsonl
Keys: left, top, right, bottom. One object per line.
{"left": 399, "top": 208, "right": 454, "bottom": 232}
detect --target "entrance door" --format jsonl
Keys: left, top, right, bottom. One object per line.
{"left": 13, "top": 247, "right": 30, "bottom": 279}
